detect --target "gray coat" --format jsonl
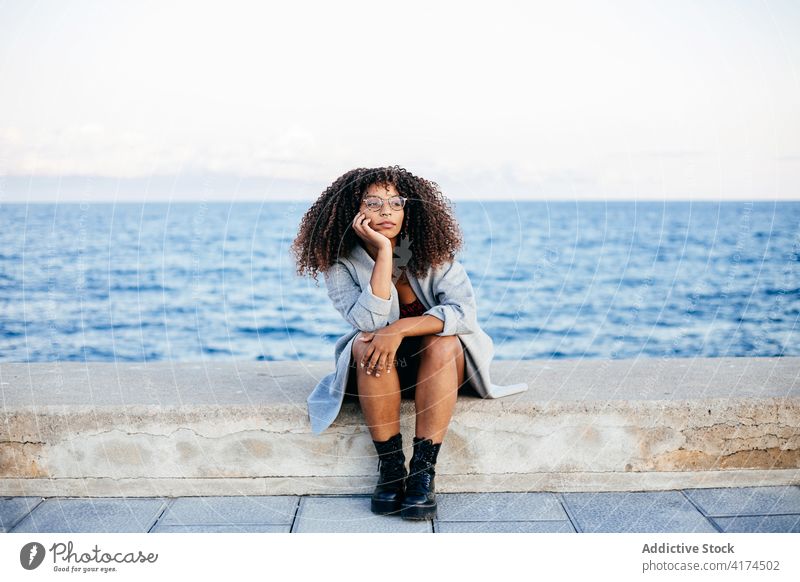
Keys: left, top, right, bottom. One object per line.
{"left": 307, "top": 241, "right": 529, "bottom": 434}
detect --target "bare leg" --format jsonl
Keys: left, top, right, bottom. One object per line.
{"left": 351, "top": 333, "right": 401, "bottom": 441}
{"left": 413, "top": 335, "right": 466, "bottom": 444}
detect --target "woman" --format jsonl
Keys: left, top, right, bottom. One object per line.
{"left": 292, "top": 166, "right": 528, "bottom": 520}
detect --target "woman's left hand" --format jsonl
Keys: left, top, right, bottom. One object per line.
{"left": 358, "top": 328, "right": 404, "bottom": 377}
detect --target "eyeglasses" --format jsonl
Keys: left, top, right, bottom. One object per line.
{"left": 361, "top": 195, "right": 407, "bottom": 212}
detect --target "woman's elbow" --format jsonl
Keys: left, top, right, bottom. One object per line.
{"left": 457, "top": 313, "right": 480, "bottom": 335}
{"left": 346, "top": 315, "right": 388, "bottom": 333}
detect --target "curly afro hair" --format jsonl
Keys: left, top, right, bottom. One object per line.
{"left": 291, "top": 165, "right": 463, "bottom": 283}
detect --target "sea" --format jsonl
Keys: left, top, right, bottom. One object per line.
{"left": 1, "top": 200, "right": 798, "bottom": 362}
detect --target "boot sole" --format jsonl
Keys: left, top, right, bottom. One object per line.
{"left": 400, "top": 502, "right": 437, "bottom": 520}
{"left": 371, "top": 498, "right": 403, "bottom": 515}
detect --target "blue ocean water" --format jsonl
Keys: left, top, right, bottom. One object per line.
{"left": 1, "top": 201, "right": 798, "bottom": 363}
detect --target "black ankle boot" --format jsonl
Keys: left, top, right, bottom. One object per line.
{"left": 400, "top": 436, "right": 441, "bottom": 520}
{"left": 371, "top": 432, "right": 407, "bottom": 515}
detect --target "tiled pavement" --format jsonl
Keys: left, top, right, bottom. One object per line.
{"left": 2, "top": 486, "right": 799, "bottom": 534}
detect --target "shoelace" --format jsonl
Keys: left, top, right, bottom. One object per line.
{"left": 405, "top": 460, "right": 434, "bottom": 493}
{"left": 377, "top": 458, "right": 407, "bottom": 485}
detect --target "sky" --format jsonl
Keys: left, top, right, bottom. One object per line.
{"left": 0, "top": 0, "right": 799, "bottom": 202}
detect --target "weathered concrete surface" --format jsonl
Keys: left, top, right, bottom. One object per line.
{"left": 1, "top": 357, "right": 798, "bottom": 496}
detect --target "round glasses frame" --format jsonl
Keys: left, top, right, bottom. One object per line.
{"left": 361, "top": 195, "right": 407, "bottom": 212}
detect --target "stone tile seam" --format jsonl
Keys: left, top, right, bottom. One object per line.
{"left": 681, "top": 488, "right": 800, "bottom": 518}
{"left": 288, "top": 497, "right": 301, "bottom": 533}
{"left": 150, "top": 521, "right": 292, "bottom": 529}
{"left": 679, "top": 489, "right": 723, "bottom": 533}
{"left": 705, "top": 512, "right": 800, "bottom": 518}
{"left": 434, "top": 518, "right": 572, "bottom": 525}
{"left": 3, "top": 497, "right": 46, "bottom": 534}
{"left": 4, "top": 485, "right": 798, "bottom": 499}
{"left": 555, "top": 493, "right": 583, "bottom": 533}
{"left": 291, "top": 497, "right": 307, "bottom": 533}
{"left": 147, "top": 498, "right": 174, "bottom": 533}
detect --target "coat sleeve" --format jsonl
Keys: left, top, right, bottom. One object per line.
{"left": 324, "top": 260, "right": 394, "bottom": 332}
{"left": 423, "top": 259, "right": 479, "bottom": 336}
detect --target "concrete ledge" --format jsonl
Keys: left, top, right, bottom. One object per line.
{"left": 1, "top": 357, "right": 798, "bottom": 496}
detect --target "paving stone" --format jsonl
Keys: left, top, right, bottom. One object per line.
{"left": 437, "top": 493, "right": 567, "bottom": 521}
{"left": 713, "top": 515, "right": 800, "bottom": 533}
{"left": 10, "top": 498, "right": 167, "bottom": 533}
{"left": 561, "top": 491, "right": 717, "bottom": 533}
{"left": 1, "top": 497, "right": 44, "bottom": 532}
{"left": 150, "top": 524, "right": 291, "bottom": 533}
{"left": 683, "top": 486, "right": 800, "bottom": 517}
{"left": 157, "top": 496, "right": 298, "bottom": 526}
{"left": 293, "top": 496, "right": 432, "bottom": 533}
{"left": 436, "top": 520, "right": 575, "bottom": 533}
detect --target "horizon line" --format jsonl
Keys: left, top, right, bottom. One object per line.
{"left": 3, "top": 198, "right": 798, "bottom": 204}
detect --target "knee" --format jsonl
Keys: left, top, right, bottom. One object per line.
{"left": 419, "top": 335, "right": 461, "bottom": 366}
{"left": 351, "top": 333, "right": 391, "bottom": 379}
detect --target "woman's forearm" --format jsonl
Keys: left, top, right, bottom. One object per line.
{"left": 370, "top": 245, "right": 394, "bottom": 300}
{"left": 387, "top": 314, "right": 445, "bottom": 337}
